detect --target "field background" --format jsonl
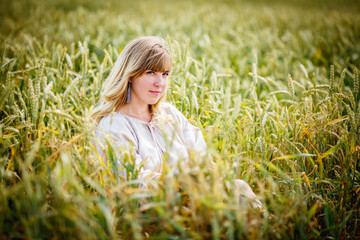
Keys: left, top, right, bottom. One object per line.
{"left": 1, "top": 0, "right": 360, "bottom": 239}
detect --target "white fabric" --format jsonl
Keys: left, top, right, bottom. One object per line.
{"left": 94, "top": 103, "right": 207, "bottom": 185}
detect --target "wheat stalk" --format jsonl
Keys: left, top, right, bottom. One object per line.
{"left": 287, "top": 74, "right": 295, "bottom": 99}
{"left": 344, "top": 103, "right": 356, "bottom": 132}
{"left": 338, "top": 69, "right": 346, "bottom": 93}
{"left": 354, "top": 67, "right": 359, "bottom": 96}
{"left": 330, "top": 65, "right": 335, "bottom": 93}
{"left": 28, "top": 77, "right": 38, "bottom": 123}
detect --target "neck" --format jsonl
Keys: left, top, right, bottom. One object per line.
{"left": 118, "top": 101, "right": 152, "bottom": 122}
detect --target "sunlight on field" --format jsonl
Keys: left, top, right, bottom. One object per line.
{"left": 0, "top": 0, "right": 359, "bottom": 239}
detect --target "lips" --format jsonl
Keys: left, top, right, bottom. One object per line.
{"left": 149, "top": 90, "right": 162, "bottom": 96}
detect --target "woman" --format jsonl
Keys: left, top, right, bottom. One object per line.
{"left": 92, "top": 36, "right": 262, "bottom": 209}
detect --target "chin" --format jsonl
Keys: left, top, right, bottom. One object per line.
{"left": 147, "top": 100, "right": 159, "bottom": 105}
{"left": 148, "top": 98, "right": 161, "bottom": 105}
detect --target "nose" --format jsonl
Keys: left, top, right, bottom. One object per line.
{"left": 154, "top": 73, "right": 166, "bottom": 88}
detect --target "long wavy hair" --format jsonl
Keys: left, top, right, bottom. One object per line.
{"left": 91, "top": 36, "right": 172, "bottom": 124}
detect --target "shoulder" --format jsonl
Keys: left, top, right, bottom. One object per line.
{"left": 162, "top": 102, "right": 187, "bottom": 118}
{"left": 153, "top": 102, "right": 188, "bottom": 126}
{"left": 98, "top": 113, "right": 128, "bottom": 130}
{"left": 97, "top": 113, "right": 136, "bottom": 139}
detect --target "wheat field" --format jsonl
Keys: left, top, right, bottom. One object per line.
{"left": 1, "top": 0, "right": 359, "bottom": 239}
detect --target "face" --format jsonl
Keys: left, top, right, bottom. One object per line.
{"left": 130, "top": 70, "right": 169, "bottom": 106}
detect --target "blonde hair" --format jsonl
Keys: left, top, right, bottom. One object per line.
{"left": 91, "top": 36, "right": 172, "bottom": 124}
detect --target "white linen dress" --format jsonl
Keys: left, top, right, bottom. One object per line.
{"left": 94, "top": 102, "right": 263, "bottom": 209}
{"left": 94, "top": 102, "right": 207, "bottom": 186}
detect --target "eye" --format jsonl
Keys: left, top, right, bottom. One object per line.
{"left": 146, "top": 71, "right": 154, "bottom": 74}
{"left": 162, "top": 72, "right": 169, "bottom": 76}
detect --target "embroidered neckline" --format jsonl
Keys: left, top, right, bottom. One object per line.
{"left": 114, "top": 111, "right": 152, "bottom": 125}
{"left": 113, "top": 103, "right": 175, "bottom": 126}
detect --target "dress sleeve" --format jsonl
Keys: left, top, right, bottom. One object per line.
{"left": 165, "top": 103, "right": 207, "bottom": 156}
{"left": 94, "top": 116, "right": 161, "bottom": 186}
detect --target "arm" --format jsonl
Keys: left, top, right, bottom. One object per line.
{"left": 94, "top": 117, "right": 161, "bottom": 186}
{"left": 164, "top": 103, "right": 208, "bottom": 157}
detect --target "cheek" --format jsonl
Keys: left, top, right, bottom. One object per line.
{"left": 134, "top": 78, "right": 150, "bottom": 90}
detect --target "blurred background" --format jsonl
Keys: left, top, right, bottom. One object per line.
{"left": 1, "top": 0, "right": 359, "bottom": 239}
